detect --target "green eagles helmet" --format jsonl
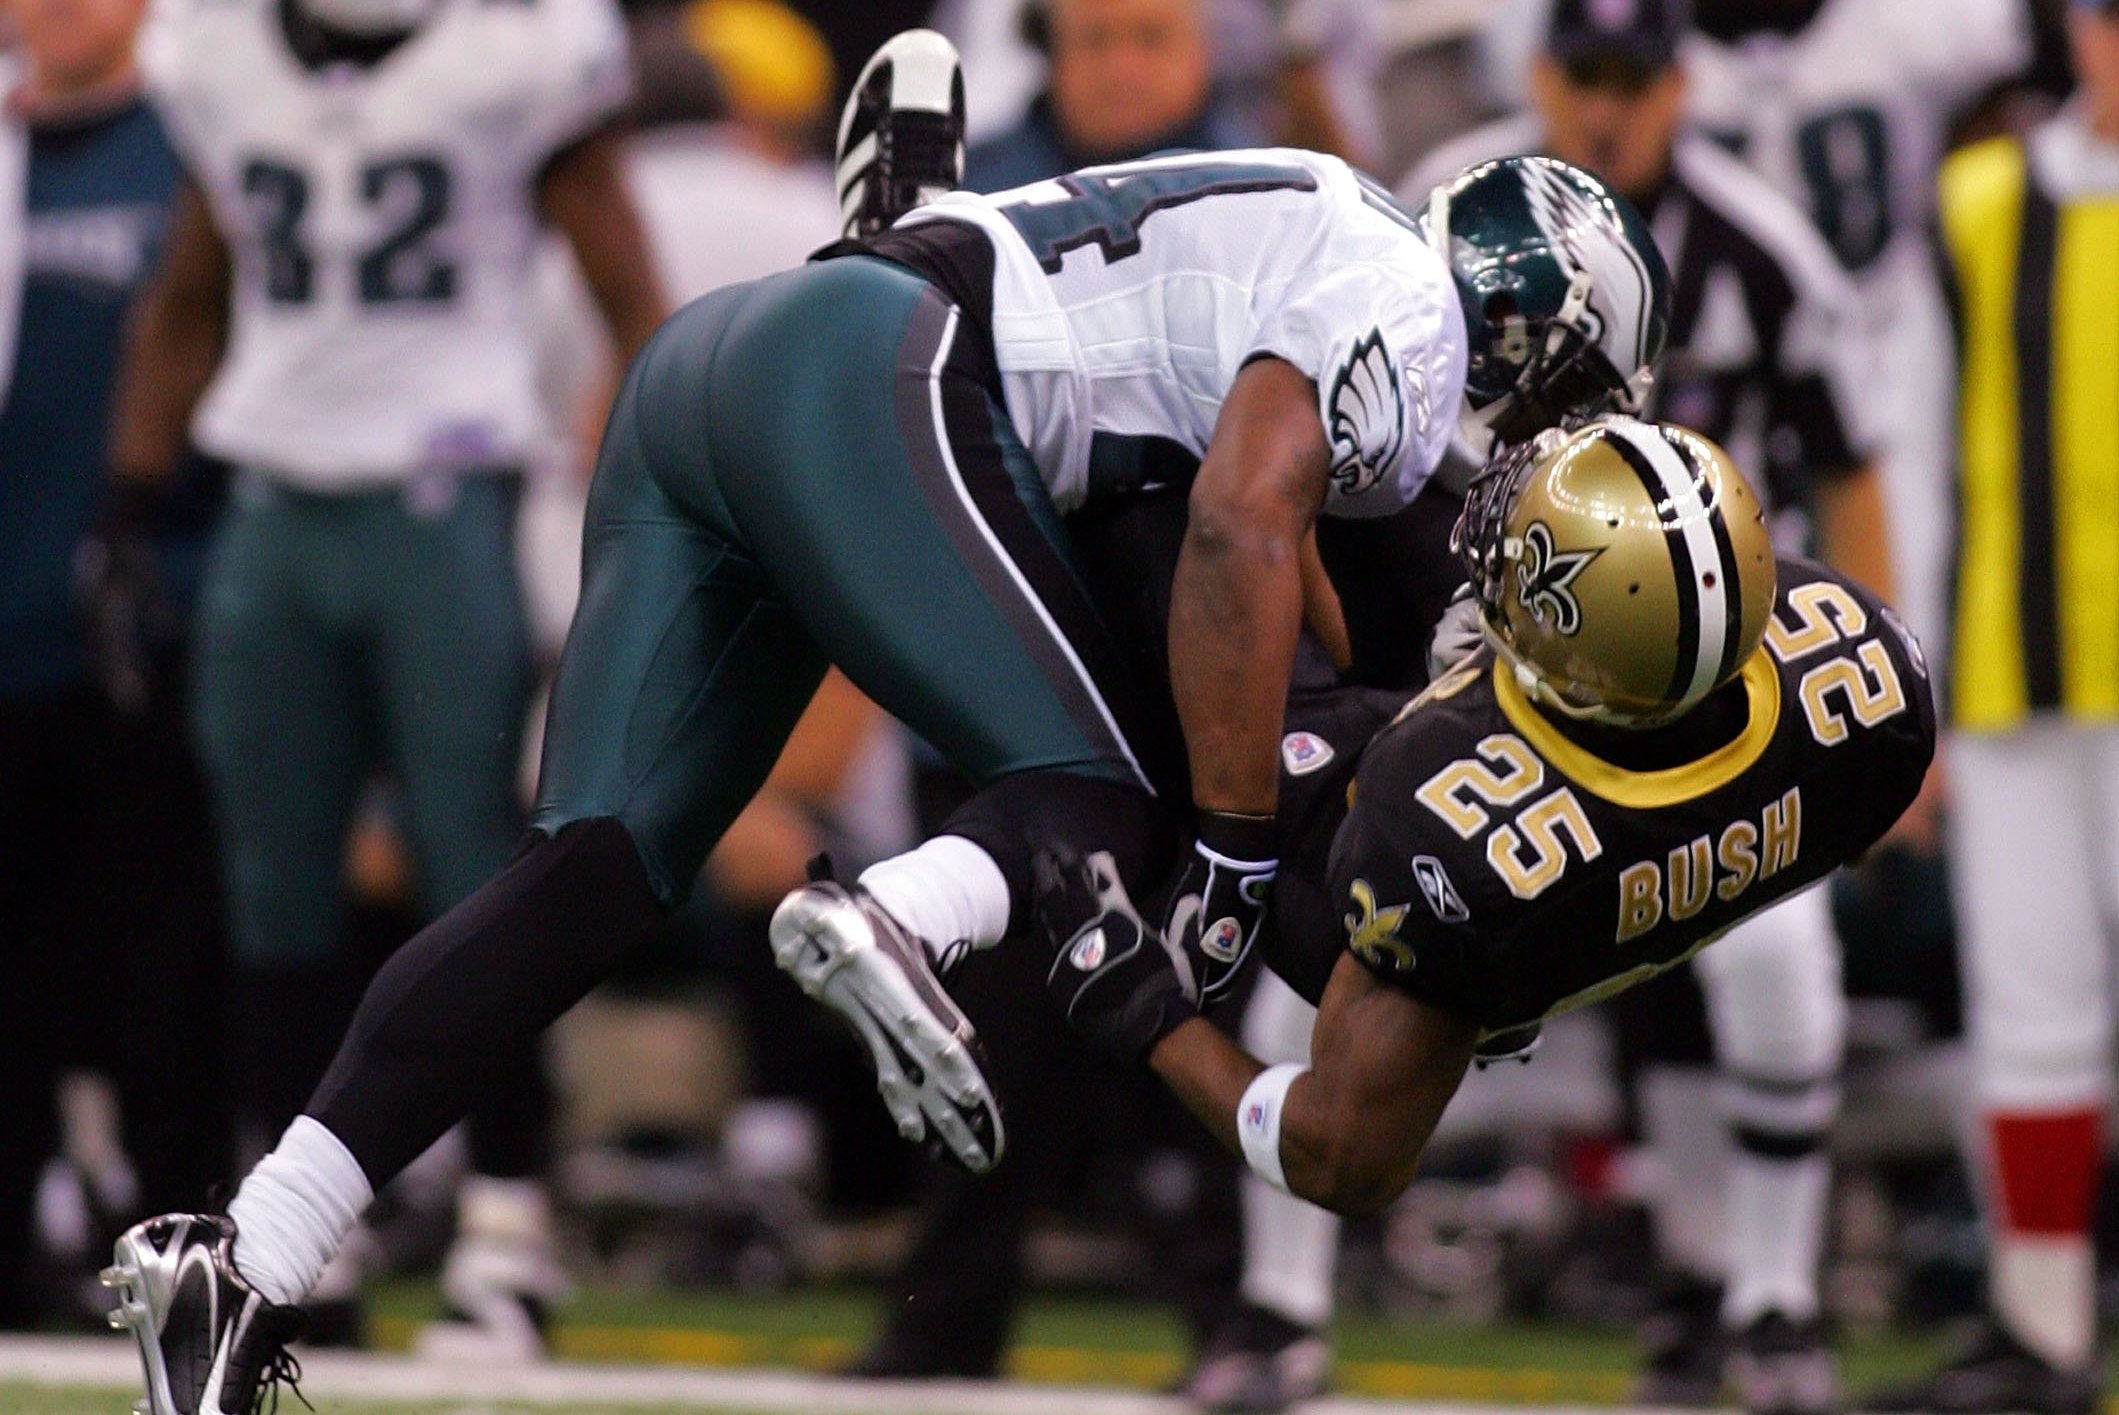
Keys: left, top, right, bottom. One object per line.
{"left": 1413, "top": 156, "right": 1672, "bottom": 449}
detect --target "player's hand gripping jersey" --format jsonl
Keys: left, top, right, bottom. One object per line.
{"left": 1268, "top": 558, "right": 1935, "bottom": 1035}
{"left": 893, "top": 148, "right": 1470, "bottom": 519}
{"left": 140, "top": 0, "right": 630, "bottom": 484}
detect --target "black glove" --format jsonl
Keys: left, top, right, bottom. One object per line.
{"left": 1163, "top": 810, "right": 1277, "bottom": 1006}
{"left": 73, "top": 478, "right": 173, "bottom": 717}
{"left": 1035, "top": 848, "right": 1198, "bottom": 1063}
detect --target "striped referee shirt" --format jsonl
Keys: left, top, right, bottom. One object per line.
{"left": 1403, "top": 117, "right": 1879, "bottom": 552}
{"left": 1940, "top": 105, "right": 2119, "bottom": 730}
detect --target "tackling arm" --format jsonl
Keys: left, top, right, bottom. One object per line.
{"left": 107, "top": 178, "right": 229, "bottom": 486}
{"left": 540, "top": 129, "right": 668, "bottom": 366}
{"left": 1148, "top": 953, "right": 1476, "bottom": 1217}
{"left": 1171, "top": 356, "right": 1332, "bottom": 816}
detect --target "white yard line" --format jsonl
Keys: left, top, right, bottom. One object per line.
{"left": 0, "top": 1335, "right": 1632, "bottom": 1415}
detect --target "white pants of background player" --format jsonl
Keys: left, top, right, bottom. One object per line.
{"left": 1642, "top": 886, "right": 1846, "bottom": 1328}
{"left": 1235, "top": 889, "right": 1844, "bottom": 1334}
{"left": 1952, "top": 722, "right": 2119, "bottom": 1371}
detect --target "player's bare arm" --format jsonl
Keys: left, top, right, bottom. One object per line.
{"left": 538, "top": 128, "right": 668, "bottom": 364}
{"left": 1812, "top": 458, "right": 1896, "bottom": 602}
{"left": 1149, "top": 955, "right": 1475, "bottom": 1216}
{"left": 107, "top": 178, "right": 229, "bottom": 485}
{"left": 1171, "top": 356, "right": 1332, "bottom": 817}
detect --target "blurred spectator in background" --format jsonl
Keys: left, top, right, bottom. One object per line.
{"left": 1210, "top": 0, "right": 1385, "bottom": 168}
{"left": 964, "top": 0, "right": 1255, "bottom": 191}
{"left": 0, "top": 0, "right": 229, "bottom": 1329}
{"left": 1412, "top": 7, "right": 1891, "bottom": 1411}
{"left": 108, "top": 0, "right": 664, "bottom": 1353}
{"left": 941, "top": 0, "right": 1387, "bottom": 169}
{"left": 1866, "top": 4, "right": 2119, "bottom": 1410}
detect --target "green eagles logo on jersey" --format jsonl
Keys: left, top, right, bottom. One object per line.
{"left": 1344, "top": 878, "right": 1413, "bottom": 973}
{"left": 1325, "top": 327, "right": 1407, "bottom": 498}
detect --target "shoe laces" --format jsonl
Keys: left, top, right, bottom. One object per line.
{"left": 883, "top": 111, "right": 959, "bottom": 196}
{"left": 252, "top": 1344, "right": 312, "bottom": 1415}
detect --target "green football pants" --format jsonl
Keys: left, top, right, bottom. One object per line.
{"left": 192, "top": 472, "right": 532, "bottom": 967}
{"left": 532, "top": 255, "right": 1156, "bottom": 903}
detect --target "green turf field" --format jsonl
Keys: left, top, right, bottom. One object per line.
{"left": 1, "top": 1281, "right": 2028, "bottom": 1415}
{"left": 4, "top": 1391, "right": 736, "bottom": 1415}
{"left": 350, "top": 1281, "right": 1959, "bottom": 1400}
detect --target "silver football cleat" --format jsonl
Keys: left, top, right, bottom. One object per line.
{"left": 770, "top": 880, "right": 1003, "bottom": 1172}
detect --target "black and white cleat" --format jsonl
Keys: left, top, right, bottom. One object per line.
{"left": 103, "top": 1213, "right": 308, "bottom": 1415}
{"left": 834, "top": 27, "right": 965, "bottom": 239}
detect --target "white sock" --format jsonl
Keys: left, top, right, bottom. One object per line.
{"left": 1240, "top": 1173, "right": 1339, "bottom": 1328}
{"left": 1639, "top": 1067, "right": 1730, "bottom": 1282}
{"left": 1722, "top": 1150, "right": 1830, "bottom": 1325}
{"left": 226, "top": 1116, "right": 375, "bottom": 1307}
{"left": 1993, "top": 1234, "right": 2096, "bottom": 1369}
{"left": 455, "top": 1175, "right": 554, "bottom": 1245}
{"left": 1237, "top": 973, "right": 1336, "bottom": 1328}
{"left": 858, "top": 835, "right": 1011, "bottom": 958}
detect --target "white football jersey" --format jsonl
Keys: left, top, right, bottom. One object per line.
{"left": 1682, "top": 0, "right": 2028, "bottom": 314}
{"left": 900, "top": 148, "right": 1468, "bottom": 519}
{"left": 1682, "top": 0, "right": 2029, "bottom": 646}
{"left": 142, "top": 0, "right": 629, "bottom": 487}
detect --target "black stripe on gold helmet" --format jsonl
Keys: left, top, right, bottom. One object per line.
{"left": 1453, "top": 415, "right": 1776, "bottom": 726}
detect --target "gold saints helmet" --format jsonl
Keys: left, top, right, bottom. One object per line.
{"left": 1452, "top": 416, "right": 1777, "bottom": 726}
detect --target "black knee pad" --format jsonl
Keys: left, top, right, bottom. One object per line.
{"left": 941, "top": 773, "right": 1178, "bottom": 934}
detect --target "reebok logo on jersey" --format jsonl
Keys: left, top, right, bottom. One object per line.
{"left": 1412, "top": 856, "right": 1471, "bottom": 924}
{"left": 1325, "top": 327, "right": 1406, "bottom": 498}
{"left": 1281, "top": 731, "right": 1335, "bottom": 776}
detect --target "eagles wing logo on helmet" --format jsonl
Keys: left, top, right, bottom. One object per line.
{"left": 1515, "top": 521, "right": 1602, "bottom": 635}
{"left": 1326, "top": 328, "right": 1407, "bottom": 497}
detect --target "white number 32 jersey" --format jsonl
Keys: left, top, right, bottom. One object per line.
{"left": 141, "top": 0, "right": 629, "bottom": 486}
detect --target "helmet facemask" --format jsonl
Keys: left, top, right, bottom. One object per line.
{"left": 1422, "top": 164, "right": 1666, "bottom": 457}
{"left": 1451, "top": 417, "right": 1777, "bottom": 730}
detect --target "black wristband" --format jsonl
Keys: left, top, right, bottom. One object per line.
{"left": 1195, "top": 808, "right": 1279, "bottom": 865}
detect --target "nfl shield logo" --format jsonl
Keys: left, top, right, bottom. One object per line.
{"left": 1069, "top": 928, "right": 1108, "bottom": 971}
{"left": 1201, "top": 917, "right": 1244, "bottom": 963}
{"left": 1281, "top": 731, "right": 1335, "bottom": 776}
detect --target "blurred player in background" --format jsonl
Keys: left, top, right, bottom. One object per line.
{"left": 1480, "top": 0, "right": 2029, "bottom": 641}
{"left": 1680, "top": 0, "right": 2031, "bottom": 650}
{"left": 0, "top": 0, "right": 227, "bottom": 1330}
{"left": 1396, "top": 4, "right": 1891, "bottom": 1412}
{"left": 1866, "top": 3, "right": 2119, "bottom": 1410}
{"left": 105, "top": 0, "right": 665, "bottom": 1355}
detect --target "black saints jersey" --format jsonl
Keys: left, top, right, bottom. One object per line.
{"left": 1264, "top": 557, "right": 1935, "bottom": 1033}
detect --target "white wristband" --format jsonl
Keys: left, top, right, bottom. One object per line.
{"left": 1236, "top": 1063, "right": 1307, "bottom": 1193}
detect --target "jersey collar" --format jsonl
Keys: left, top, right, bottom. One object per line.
{"left": 1491, "top": 650, "right": 1781, "bottom": 808}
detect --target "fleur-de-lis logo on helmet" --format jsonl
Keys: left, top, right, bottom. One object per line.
{"left": 1514, "top": 521, "right": 1602, "bottom": 636}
